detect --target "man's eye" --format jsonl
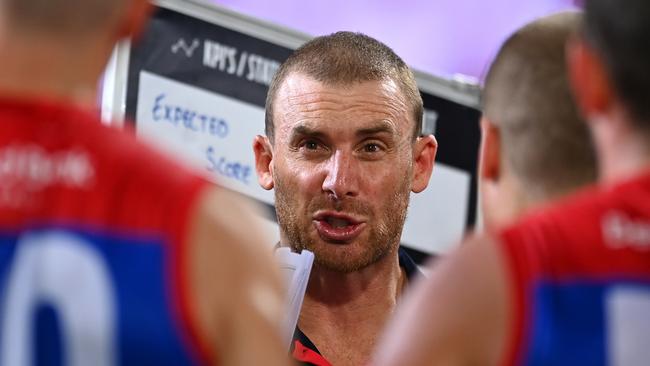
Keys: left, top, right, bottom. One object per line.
{"left": 305, "top": 141, "right": 319, "bottom": 150}
{"left": 364, "top": 143, "right": 381, "bottom": 153}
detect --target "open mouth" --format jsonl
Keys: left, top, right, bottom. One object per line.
{"left": 313, "top": 212, "right": 366, "bottom": 242}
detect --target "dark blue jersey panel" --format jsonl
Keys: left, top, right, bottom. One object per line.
{"left": 0, "top": 227, "right": 197, "bottom": 365}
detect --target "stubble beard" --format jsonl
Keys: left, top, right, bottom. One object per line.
{"left": 274, "top": 174, "right": 411, "bottom": 273}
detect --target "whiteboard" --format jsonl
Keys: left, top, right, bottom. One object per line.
{"left": 101, "top": 0, "right": 482, "bottom": 259}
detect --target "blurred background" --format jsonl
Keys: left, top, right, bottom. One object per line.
{"left": 211, "top": 0, "right": 579, "bottom": 80}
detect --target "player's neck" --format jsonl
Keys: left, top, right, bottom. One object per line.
{"left": 481, "top": 172, "right": 530, "bottom": 229}
{"left": 593, "top": 112, "right": 650, "bottom": 185}
{"left": 0, "top": 34, "right": 110, "bottom": 108}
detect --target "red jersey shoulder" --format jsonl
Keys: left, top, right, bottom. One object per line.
{"left": 0, "top": 97, "right": 209, "bottom": 232}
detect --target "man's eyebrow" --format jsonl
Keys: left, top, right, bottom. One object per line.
{"left": 356, "top": 121, "right": 398, "bottom": 137}
{"left": 290, "top": 125, "right": 327, "bottom": 140}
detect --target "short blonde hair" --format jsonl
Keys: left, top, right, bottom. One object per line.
{"left": 265, "top": 31, "right": 423, "bottom": 143}
{"left": 483, "top": 12, "right": 597, "bottom": 198}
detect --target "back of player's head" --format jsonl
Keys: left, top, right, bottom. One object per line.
{"left": 265, "top": 31, "right": 423, "bottom": 143}
{"left": 483, "top": 11, "right": 596, "bottom": 200}
{"left": 0, "top": 0, "right": 129, "bottom": 37}
{"left": 583, "top": 0, "right": 650, "bottom": 133}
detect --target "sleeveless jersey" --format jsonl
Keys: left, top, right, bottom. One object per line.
{"left": 0, "top": 97, "right": 212, "bottom": 365}
{"left": 499, "top": 171, "right": 650, "bottom": 366}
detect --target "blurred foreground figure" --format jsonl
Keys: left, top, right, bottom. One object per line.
{"left": 478, "top": 11, "right": 596, "bottom": 230}
{"left": 0, "top": 1, "right": 286, "bottom": 365}
{"left": 374, "top": 2, "right": 650, "bottom": 365}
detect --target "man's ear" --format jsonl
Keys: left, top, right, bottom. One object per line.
{"left": 566, "top": 36, "right": 613, "bottom": 121}
{"left": 411, "top": 134, "right": 438, "bottom": 193}
{"left": 479, "top": 117, "right": 501, "bottom": 184}
{"left": 117, "top": 0, "right": 153, "bottom": 41}
{"left": 253, "top": 135, "right": 274, "bottom": 190}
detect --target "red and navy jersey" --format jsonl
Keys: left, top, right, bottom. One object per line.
{"left": 498, "top": 170, "right": 650, "bottom": 366}
{"left": 0, "top": 97, "right": 212, "bottom": 365}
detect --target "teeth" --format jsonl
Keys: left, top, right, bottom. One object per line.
{"left": 327, "top": 217, "right": 350, "bottom": 228}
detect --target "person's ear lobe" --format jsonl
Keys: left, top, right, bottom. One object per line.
{"left": 566, "top": 36, "right": 613, "bottom": 121}
{"left": 479, "top": 117, "right": 501, "bottom": 183}
{"left": 253, "top": 135, "right": 274, "bottom": 190}
{"left": 411, "top": 134, "right": 438, "bottom": 193}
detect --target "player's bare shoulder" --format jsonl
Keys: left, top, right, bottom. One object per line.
{"left": 188, "top": 187, "right": 287, "bottom": 365}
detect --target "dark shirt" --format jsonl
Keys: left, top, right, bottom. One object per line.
{"left": 290, "top": 247, "right": 423, "bottom": 366}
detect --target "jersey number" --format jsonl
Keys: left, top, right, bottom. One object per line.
{"left": 1, "top": 230, "right": 117, "bottom": 366}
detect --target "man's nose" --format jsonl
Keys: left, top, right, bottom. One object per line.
{"left": 321, "top": 150, "right": 359, "bottom": 200}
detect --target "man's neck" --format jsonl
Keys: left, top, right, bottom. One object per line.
{"left": 0, "top": 33, "right": 111, "bottom": 107}
{"left": 298, "top": 248, "right": 406, "bottom": 366}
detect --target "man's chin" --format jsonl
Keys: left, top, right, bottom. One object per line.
{"left": 314, "top": 257, "right": 369, "bottom": 273}
{"left": 310, "top": 244, "right": 385, "bottom": 273}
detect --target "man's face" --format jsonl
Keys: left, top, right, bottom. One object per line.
{"left": 268, "top": 73, "right": 417, "bottom": 273}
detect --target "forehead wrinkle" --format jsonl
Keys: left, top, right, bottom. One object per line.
{"left": 284, "top": 92, "right": 408, "bottom": 122}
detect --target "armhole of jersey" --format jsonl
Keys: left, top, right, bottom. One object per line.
{"left": 168, "top": 178, "right": 217, "bottom": 365}
{"left": 497, "top": 228, "right": 530, "bottom": 366}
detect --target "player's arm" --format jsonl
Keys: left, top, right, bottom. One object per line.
{"left": 189, "top": 188, "right": 288, "bottom": 366}
{"left": 372, "top": 234, "right": 510, "bottom": 366}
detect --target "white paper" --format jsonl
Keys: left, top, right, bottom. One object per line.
{"left": 274, "top": 248, "right": 314, "bottom": 350}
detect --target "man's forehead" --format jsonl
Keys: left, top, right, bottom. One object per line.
{"left": 276, "top": 73, "right": 403, "bottom": 104}
{"left": 274, "top": 73, "right": 410, "bottom": 128}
